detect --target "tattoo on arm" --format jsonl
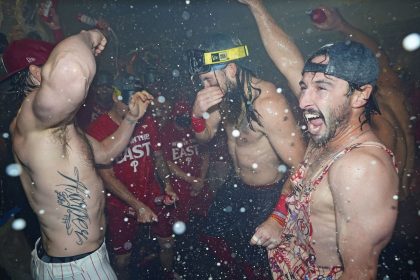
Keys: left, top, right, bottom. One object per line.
{"left": 55, "top": 167, "right": 91, "bottom": 246}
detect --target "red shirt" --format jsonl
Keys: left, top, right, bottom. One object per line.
{"left": 86, "top": 113, "right": 162, "bottom": 207}
{"left": 160, "top": 122, "right": 204, "bottom": 179}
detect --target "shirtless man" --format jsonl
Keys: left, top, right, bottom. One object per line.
{"left": 240, "top": 0, "right": 412, "bottom": 247}
{"left": 3, "top": 30, "right": 152, "bottom": 279}
{"left": 310, "top": 5, "right": 414, "bottom": 200}
{"left": 189, "top": 33, "right": 305, "bottom": 277}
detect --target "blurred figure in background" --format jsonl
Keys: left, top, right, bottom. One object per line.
{"left": 86, "top": 74, "right": 179, "bottom": 280}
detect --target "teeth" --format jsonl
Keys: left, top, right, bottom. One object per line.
{"left": 304, "top": 113, "right": 320, "bottom": 121}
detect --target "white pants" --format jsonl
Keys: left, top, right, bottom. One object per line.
{"left": 31, "top": 238, "right": 117, "bottom": 280}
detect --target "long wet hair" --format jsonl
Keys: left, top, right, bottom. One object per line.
{"left": 218, "top": 63, "right": 263, "bottom": 131}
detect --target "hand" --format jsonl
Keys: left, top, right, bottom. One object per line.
{"left": 192, "top": 86, "right": 224, "bottom": 117}
{"left": 126, "top": 91, "right": 154, "bottom": 121}
{"left": 311, "top": 6, "right": 347, "bottom": 31}
{"left": 190, "top": 177, "right": 205, "bottom": 196}
{"left": 131, "top": 202, "right": 158, "bottom": 223}
{"left": 250, "top": 217, "right": 284, "bottom": 249}
{"left": 164, "top": 185, "right": 179, "bottom": 205}
{"left": 86, "top": 29, "right": 107, "bottom": 56}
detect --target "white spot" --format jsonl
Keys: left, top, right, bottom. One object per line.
{"left": 173, "top": 221, "right": 187, "bottom": 235}
{"left": 216, "top": 262, "right": 221, "bottom": 267}
{"left": 276, "top": 88, "right": 283, "bottom": 94}
{"left": 291, "top": 132, "right": 296, "bottom": 137}
{"left": 277, "top": 164, "right": 287, "bottom": 173}
{"left": 6, "top": 163, "right": 22, "bottom": 177}
{"left": 284, "top": 109, "right": 289, "bottom": 113}
{"left": 301, "top": 125, "right": 307, "bottom": 130}
{"left": 202, "top": 112, "right": 210, "bottom": 119}
{"left": 182, "top": 11, "right": 190, "bottom": 20}
{"left": 407, "top": 259, "right": 414, "bottom": 265}
{"left": 239, "top": 207, "right": 246, "bottom": 213}
{"left": 123, "top": 240, "right": 132, "bottom": 250}
{"left": 172, "top": 69, "right": 180, "bottom": 77}
{"left": 2, "top": 132, "right": 9, "bottom": 139}
{"left": 11, "top": 218, "right": 26, "bottom": 231}
{"left": 157, "top": 142, "right": 162, "bottom": 147}
{"left": 117, "top": 95, "right": 123, "bottom": 102}
{"left": 409, "top": 116, "right": 416, "bottom": 121}
{"left": 39, "top": 209, "right": 45, "bottom": 215}
{"left": 232, "top": 129, "right": 240, "bottom": 138}
{"left": 402, "top": 33, "right": 420, "bottom": 52}
{"left": 124, "top": 217, "right": 129, "bottom": 222}
{"left": 392, "top": 195, "right": 399, "bottom": 200}
{"left": 177, "top": 142, "right": 183, "bottom": 148}
{"left": 100, "top": 227, "right": 104, "bottom": 231}
{"left": 371, "top": 160, "right": 377, "bottom": 165}
{"left": 252, "top": 163, "right": 258, "bottom": 169}
{"left": 158, "top": 96, "right": 166, "bottom": 103}
{"left": 185, "top": 0, "right": 190, "bottom": 4}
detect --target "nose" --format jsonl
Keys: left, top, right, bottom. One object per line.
{"left": 299, "top": 89, "right": 313, "bottom": 110}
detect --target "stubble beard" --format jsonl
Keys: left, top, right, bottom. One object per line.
{"left": 312, "top": 101, "right": 351, "bottom": 147}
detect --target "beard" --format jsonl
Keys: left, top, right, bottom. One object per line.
{"left": 219, "top": 78, "right": 244, "bottom": 126}
{"left": 312, "top": 100, "right": 351, "bottom": 147}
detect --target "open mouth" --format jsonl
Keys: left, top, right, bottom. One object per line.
{"left": 303, "top": 110, "right": 324, "bottom": 133}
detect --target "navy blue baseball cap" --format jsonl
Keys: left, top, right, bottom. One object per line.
{"left": 302, "top": 41, "right": 379, "bottom": 87}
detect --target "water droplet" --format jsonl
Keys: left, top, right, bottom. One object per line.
{"left": 276, "top": 88, "right": 282, "bottom": 94}
{"left": 392, "top": 195, "right": 399, "bottom": 200}
{"left": 11, "top": 218, "right": 26, "bottom": 231}
{"left": 177, "top": 142, "right": 183, "bottom": 148}
{"left": 402, "top": 33, "right": 420, "bottom": 52}
{"left": 6, "top": 163, "right": 22, "bottom": 177}
{"left": 182, "top": 11, "right": 190, "bottom": 20}
{"left": 185, "top": 0, "right": 191, "bottom": 4}
{"left": 202, "top": 112, "right": 210, "bottom": 119}
{"left": 158, "top": 96, "right": 166, "bottom": 103}
{"left": 232, "top": 129, "right": 240, "bottom": 138}
{"left": 2, "top": 132, "right": 9, "bottom": 139}
{"left": 173, "top": 221, "right": 187, "bottom": 235}
{"left": 172, "top": 69, "right": 180, "bottom": 77}
{"left": 278, "top": 164, "right": 287, "bottom": 173}
{"left": 239, "top": 207, "right": 246, "bottom": 213}
{"left": 252, "top": 163, "right": 258, "bottom": 169}
{"left": 39, "top": 209, "right": 45, "bottom": 215}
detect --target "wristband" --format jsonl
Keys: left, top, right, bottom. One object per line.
{"left": 271, "top": 194, "right": 288, "bottom": 227}
{"left": 191, "top": 116, "right": 206, "bottom": 133}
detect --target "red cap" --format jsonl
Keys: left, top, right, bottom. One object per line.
{"left": 0, "top": 39, "right": 55, "bottom": 81}
{"left": 172, "top": 101, "right": 191, "bottom": 117}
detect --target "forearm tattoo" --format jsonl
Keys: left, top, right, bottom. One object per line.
{"left": 55, "top": 167, "right": 91, "bottom": 245}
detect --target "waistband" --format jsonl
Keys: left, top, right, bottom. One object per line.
{"left": 243, "top": 172, "right": 289, "bottom": 190}
{"left": 36, "top": 239, "right": 99, "bottom": 263}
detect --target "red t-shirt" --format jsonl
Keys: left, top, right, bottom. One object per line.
{"left": 160, "top": 122, "right": 204, "bottom": 179}
{"left": 86, "top": 113, "right": 162, "bottom": 207}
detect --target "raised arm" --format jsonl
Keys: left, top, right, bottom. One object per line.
{"left": 330, "top": 148, "right": 398, "bottom": 279}
{"left": 238, "top": 0, "right": 304, "bottom": 96}
{"left": 34, "top": 29, "right": 106, "bottom": 129}
{"left": 87, "top": 91, "right": 154, "bottom": 164}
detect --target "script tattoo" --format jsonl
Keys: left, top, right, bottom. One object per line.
{"left": 55, "top": 167, "right": 91, "bottom": 245}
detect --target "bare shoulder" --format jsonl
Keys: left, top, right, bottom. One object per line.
{"left": 329, "top": 144, "right": 398, "bottom": 196}
{"left": 252, "top": 79, "right": 289, "bottom": 114}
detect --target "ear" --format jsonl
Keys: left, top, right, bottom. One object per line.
{"left": 28, "top": 65, "right": 42, "bottom": 85}
{"left": 112, "top": 92, "right": 120, "bottom": 103}
{"left": 351, "top": 84, "right": 373, "bottom": 108}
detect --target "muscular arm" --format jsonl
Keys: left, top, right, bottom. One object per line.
{"left": 329, "top": 148, "right": 398, "bottom": 279}
{"left": 33, "top": 29, "right": 104, "bottom": 129}
{"left": 240, "top": 0, "right": 304, "bottom": 96}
